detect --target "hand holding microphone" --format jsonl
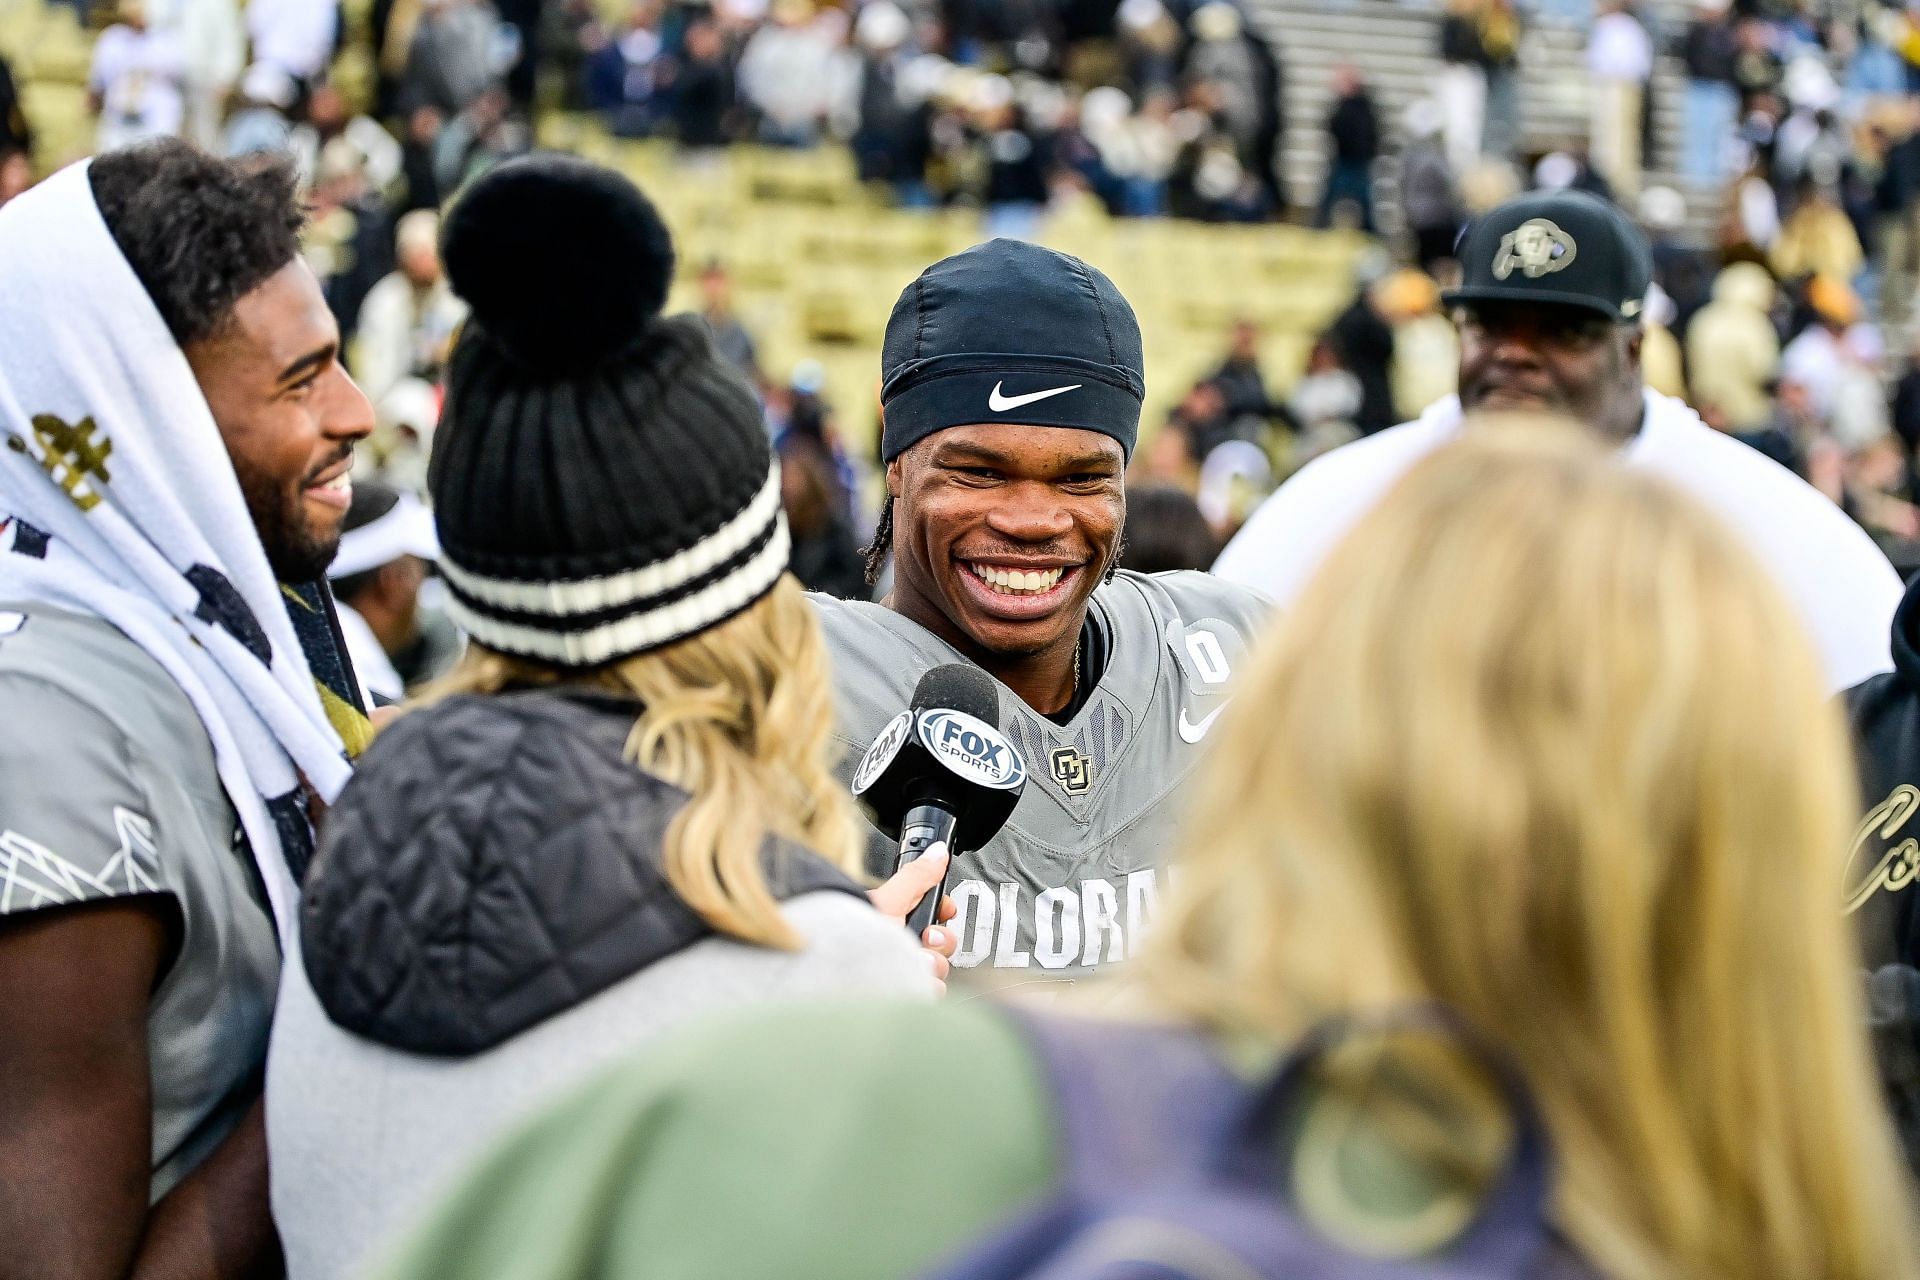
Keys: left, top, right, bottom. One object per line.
{"left": 854, "top": 665, "right": 1028, "bottom": 986}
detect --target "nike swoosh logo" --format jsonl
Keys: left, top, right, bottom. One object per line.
{"left": 1178, "top": 702, "right": 1230, "bottom": 744}
{"left": 988, "top": 381, "right": 1082, "bottom": 413}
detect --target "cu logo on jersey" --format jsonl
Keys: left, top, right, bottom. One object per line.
{"left": 915, "top": 709, "right": 1027, "bottom": 790}
{"left": 1049, "top": 746, "right": 1093, "bottom": 795}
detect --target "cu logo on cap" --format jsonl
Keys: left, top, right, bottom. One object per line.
{"left": 1493, "top": 218, "right": 1577, "bottom": 281}
{"left": 916, "top": 709, "right": 1027, "bottom": 790}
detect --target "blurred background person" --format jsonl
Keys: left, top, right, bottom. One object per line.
{"left": 270, "top": 156, "right": 948, "bottom": 1280}
{"left": 1586, "top": 0, "right": 1652, "bottom": 201}
{"left": 327, "top": 481, "right": 450, "bottom": 703}
{"left": 1314, "top": 63, "right": 1377, "bottom": 232}
{"left": 1118, "top": 484, "right": 1217, "bottom": 573}
{"left": 1435, "top": 0, "right": 1487, "bottom": 175}
{"left": 1679, "top": 0, "right": 1740, "bottom": 184}
{"left": 698, "top": 258, "right": 760, "bottom": 383}
{"left": 1685, "top": 261, "right": 1780, "bottom": 437}
{"left": 1400, "top": 100, "right": 1461, "bottom": 273}
{"left": 87, "top": 0, "right": 186, "bottom": 153}
{"left": 376, "top": 429, "right": 1920, "bottom": 1280}
{"left": 351, "top": 208, "right": 465, "bottom": 408}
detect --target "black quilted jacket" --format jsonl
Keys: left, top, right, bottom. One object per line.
{"left": 299, "top": 687, "right": 866, "bottom": 1057}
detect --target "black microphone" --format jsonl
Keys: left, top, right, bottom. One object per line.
{"left": 851, "top": 664, "right": 1028, "bottom": 937}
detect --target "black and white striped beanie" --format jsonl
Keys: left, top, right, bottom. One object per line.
{"left": 428, "top": 154, "right": 787, "bottom": 668}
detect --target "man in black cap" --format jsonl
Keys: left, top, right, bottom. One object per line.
{"left": 1216, "top": 187, "right": 1902, "bottom": 693}
{"left": 813, "top": 238, "right": 1269, "bottom": 984}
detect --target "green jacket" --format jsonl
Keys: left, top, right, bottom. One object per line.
{"left": 375, "top": 1001, "right": 1572, "bottom": 1280}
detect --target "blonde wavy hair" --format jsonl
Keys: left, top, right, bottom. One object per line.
{"left": 418, "top": 575, "right": 865, "bottom": 949}
{"left": 1140, "top": 423, "right": 1920, "bottom": 1279}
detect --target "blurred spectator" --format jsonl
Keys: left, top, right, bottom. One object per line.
{"left": 1324, "top": 269, "right": 1397, "bottom": 435}
{"left": 1721, "top": 151, "right": 1782, "bottom": 255}
{"left": 398, "top": 104, "right": 444, "bottom": 210}
{"left": 1436, "top": 0, "right": 1487, "bottom": 175}
{"left": 400, "top": 0, "right": 502, "bottom": 117}
{"left": 246, "top": 0, "right": 338, "bottom": 86}
{"left": 1587, "top": 0, "right": 1652, "bottom": 201}
{"left": 433, "top": 87, "right": 520, "bottom": 193}
{"left": 1774, "top": 180, "right": 1865, "bottom": 294}
{"left": 173, "top": 0, "right": 245, "bottom": 148}
{"left": 1180, "top": 1, "right": 1282, "bottom": 209}
{"left": 88, "top": 0, "right": 187, "bottom": 153}
{"left": 1477, "top": 0, "right": 1521, "bottom": 160}
{"left": 779, "top": 418, "right": 867, "bottom": 599}
{"left": 1780, "top": 275, "right": 1864, "bottom": 425}
{"left": 1638, "top": 186, "right": 1712, "bottom": 335}
{"left": 1131, "top": 415, "right": 1200, "bottom": 491}
{"left": 352, "top": 209, "right": 466, "bottom": 406}
{"left": 1207, "top": 318, "right": 1291, "bottom": 442}
{"left": 1167, "top": 377, "right": 1232, "bottom": 462}
{"left": 327, "top": 482, "right": 443, "bottom": 702}
{"left": 1876, "top": 98, "right": 1920, "bottom": 326}
{"left": 699, "top": 260, "right": 761, "bottom": 382}
{"left": 737, "top": 0, "right": 838, "bottom": 146}
{"left": 1679, "top": 0, "right": 1739, "bottom": 183}
{"left": 291, "top": 83, "right": 404, "bottom": 191}
{"left": 305, "top": 138, "right": 394, "bottom": 342}
{"left": 583, "top": 0, "right": 665, "bottom": 136}
{"left": 980, "top": 95, "right": 1051, "bottom": 238}
{"left": 1119, "top": 485, "right": 1217, "bottom": 572}
{"left": 222, "top": 61, "right": 297, "bottom": 155}
{"left": 1687, "top": 262, "right": 1780, "bottom": 433}
{"left": 1639, "top": 284, "right": 1686, "bottom": 401}
{"left": 669, "top": 17, "right": 736, "bottom": 148}
{"left": 845, "top": 3, "right": 923, "bottom": 186}
{"left": 0, "top": 53, "right": 29, "bottom": 157}
{"left": 1378, "top": 268, "right": 1457, "bottom": 421}
{"left": 1400, "top": 100, "right": 1461, "bottom": 272}
{"left": 1731, "top": 17, "right": 1783, "bottom": 109}
{"left": 1315, "top": 64, "right": 1377, "bottom": 232}
{"left": 1287, "top": 338, "right": 1363, "bottom": 462}
{"left": 1194, "top": 437, "right": 1272, "bottom": 538}
{"left": 363, "top": 376, "right": 440, "bottom": 493}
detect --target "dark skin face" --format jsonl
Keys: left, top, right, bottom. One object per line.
{"left": 184, "top": 259, "right": 374, "bottom": 581}
{"left": 1454, "top": 299, "right": 1644, "bottom": 443}
{"left": 887, "top": 422, "right": 1126, "bottom": 716}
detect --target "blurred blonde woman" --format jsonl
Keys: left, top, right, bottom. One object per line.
{"left": 266, "top": 156, "right": 946, "bottom": 1280}
{"left": 374, "top": 424, "right": 1919, "bottom": 1280}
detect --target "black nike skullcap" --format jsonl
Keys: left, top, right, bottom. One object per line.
{"left": 879, "top": 239, "right": 1145, "bottom": 463}
{"left": 1442, "top": 188, "right": 1653, "bottom": 324}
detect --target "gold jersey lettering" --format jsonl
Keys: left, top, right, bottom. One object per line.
{"left": 1845, "top": 784, "right": 1920, "bottom": 915}
{"left": 9, "top": 415, "right": 113, "bottom": 511}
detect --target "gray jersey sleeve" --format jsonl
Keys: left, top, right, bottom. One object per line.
{"left": 0, "top": 674, "right": 166, "bottom": 918}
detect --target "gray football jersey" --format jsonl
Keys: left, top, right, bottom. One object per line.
{"left": 813, "top": 570, "right": 1270, "bottom": 987}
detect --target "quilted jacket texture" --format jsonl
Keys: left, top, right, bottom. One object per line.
{"left": 299, "top": 687, "right": 867, "bottom": 1057}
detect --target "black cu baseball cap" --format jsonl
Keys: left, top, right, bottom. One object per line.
{"left": 1441, "top": 188, "right": 1653, "bottom": 324}
{"left": 879, "top": 239, "right": 1145, "bottom": 463}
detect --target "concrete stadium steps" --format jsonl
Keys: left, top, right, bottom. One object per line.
{"left": 1247, "top": 0, "right": 1719, "bottom": 242}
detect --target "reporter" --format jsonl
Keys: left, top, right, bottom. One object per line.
{"left": 265, "top": 156, "right": 941, "bottom": 1280}
{"left": 374, "top": 423, "right": 1919, "bottom": 1280}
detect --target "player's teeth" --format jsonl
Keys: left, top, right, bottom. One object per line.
{"left": 969, "top": 564, "right": 1063, "bottom": 594}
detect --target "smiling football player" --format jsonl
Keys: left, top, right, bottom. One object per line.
{"left": 811, "top": 239, "right": 1269, "bottom": 985}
